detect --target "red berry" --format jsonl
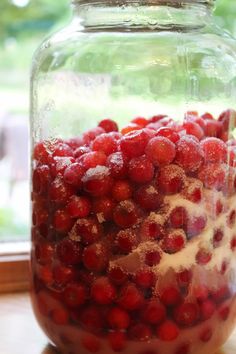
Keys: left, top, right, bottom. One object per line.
{"left": 82, "top": 126, "right": 105, "bottom": 144}
{"left": 142, "top": 299, "right": 166, "bottom": 325}
{"left": 107, "top": 152, "right": 128, "bottom": 179}
{"left": 157, "top": 320, "right": 180, "bottom": 341}
{"left": 93, "top": 196, "right": 115, "bottom": 222}
{"left": 149, "top": 114, "right": 167, "bottom": 123}
{"left": 175, "top": 343, "right": 191, "bottom": 354}
{"left": 169, "top": 207, "right": 188, "bottom": 228}
{"left": 107, "top": 307, "right": 130, "bottom": 329}
{"left": 131, "top": 117, "right": 149, "bottom": 127}
{"left": 98, "top": 118, "right": 118, "bottom": 132}
{"left": 63, "top": 282, "right": 86, "bottom": 307}
{"left": 51, "top": 307, "right": 69, "bottom": 325}
{"left": 200, "top": 328, "right": 213, "bottom": 342}
{"left": 53, "top": 264, "right": 75, "bottom": 286}
{"left": 218, "top": 109, "right": 236, "bottom": 130}
{"left": 92, "top": 133, "right": 118, "bottom": 155}
{"left": 108, "top": 331, "right": 126, "bottom": 352}
{"left": 183, "top": 121, "right": 204, "bottom": 140}
{"left": 185, "top": 214, "right": 207, "bottom": 239}
{"left": 174, "top": 302, "right": 199, "bottom": 326}
{"left": 66, "top": 136, "right": 83, "bottom": 149}
{"left": 196, "top": 249, "right": 212, "bottom": 265}
{"left": 201, "top": 112, "right": 214, "bottom": 120}
{"left": 37, "top": 265, "right": 53, "bottom": 285}
{"left": 129, "top": 323, "right": 152, "bottom": 342}
{"left": 175, "top": 136, "right": 203, "bottom": 173}
{"left": 74, "top": 145, "right": 90, "bottom": 158}
{"left": 35, "top": 242, "right": 54, "bottom": 265}
{"left": 128, "top": 155, "right": 154, "bottom": 184}
{"left": 82, "top": 334, "right": 101, "bottom": 353}
{"left": 135, "top": 184, "right": 163, "bottom": 211}
{"left": 83, "top": 243, "right": 108, "bottom": 272}
{"left": 200, "top": 137, "right": 227, "bottom": 163}
{"left": 34, "top": 139, "right": 62, "bottom": 164}
{"left": 118, "top": 283, "right": 144, "bottom": 310}
{"left": 53, "top": 208, "right": 73, "bottom": 233}
{"left": 67, "top": 195, "right": 91, "bottom": 218}
{"left": 116, "top": 229, "right": 138, "bottom": 254}
{"left": 80, "top": 305, "right": 104, "bottom": 332}
{"left": 228, "top": 210, "right": 236, "bottom": 228}
{"left": 193, "top": 284, "right": 209, "bottom": 302}
{"left": 161, "top": 229, "right": 186, "bottom": 254}
{"left": 157, "top": 164, "right": 185, "bottom": 194}
{"left": 204, "top": 119, "right": 223, "bottom": 137}
{"left": 120, "top": 129, "right": 151, "bottom": 158}
{"left": 145, "top": 250, "right": 162, "bottom": 266}
{"left": 63, "top": 163, "right": 84, "bottom": 188}
{"left": 113, "top": 200, "right": 140, "bottom": 228}
{"left": 176, "top": 269, "right": 192, "bottom": 288}
{"left": 91, "top": 277, "right": 116, "bottom": 305}
{"left": 33, "top": 165, "right": 51, "bottom": 194}
{"left": 155, "top": 127, "right": 180, "bottom": 143}
{"left": 145, "top": 136, "right": 176, "bottom": 166}
{"left": 182, "top": 178, "right": 203, "bottom": 203}
{"left": 212, "top": 285, "right": 230, "bottom": 303}
{"left": 160, "top": 286, "right": 181, "bottom": 306}
{"left": 108, "top": 266, "right": 128, "bottom": 285}
{"left": 49, "top": 176, "right": 75, "bottom": 204}
{"left": 82, "top": 166, "right": 113, "bottom": 197}
{"left": 57, "top": 238, "right": 81, "bottom": 265}
{"left": 112, "top": 180, "right": 133, "bottom": 201}
{"left": 231, "top": 236, "right": 236, "bottom": 251}
{"left": 198, "top": 163, "right": 226, "bottom": 190}
{"left": 219, "top": 306, "right": 230, "bottom": 321}
{"left": 50, "top": 156, "right": 75, "bottom": 178}
{"left": 73, "top": 217, "right": 103, "bottom": 245}
{"left": 212, "top": 228, "right": 224, "bottom": 248}
{"left": 80, "top": 151, "right": 107, "bottom": 170}
{"left": 52, "top": 143, "right": 73, "bottom": 157}
{"left": 140, "top": 215, "right": 164, "bottom": 241}
{"left": 200, "top": 299, "right": 216, "bottom": 320}
{"left": 135, "top": 269, "right": 156, "bottom": 288}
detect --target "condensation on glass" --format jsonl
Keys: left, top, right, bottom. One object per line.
{"left": 30, "top": 1, "right": 236, "bottom": 354}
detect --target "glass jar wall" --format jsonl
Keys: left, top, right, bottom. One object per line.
{"left": 30, "top": 1, "right": 236, "bottom": 354}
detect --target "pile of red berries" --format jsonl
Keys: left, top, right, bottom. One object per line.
{"left": 32, "top": 110, "right": 236, "bottom": 353}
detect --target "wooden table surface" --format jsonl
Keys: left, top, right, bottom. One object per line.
{"left": 0, "top": 292, "right": 236, "bottom": 354}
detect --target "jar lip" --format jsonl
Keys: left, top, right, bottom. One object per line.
{"left": 71, "top": 0, "right": 214, "bottom": 6}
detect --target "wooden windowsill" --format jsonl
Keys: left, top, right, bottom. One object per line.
{"left": 1, "top": 292, "right": 236, "bottom": 354}
{"left": 0, "top": 241, "right": 30, "bottom": 293}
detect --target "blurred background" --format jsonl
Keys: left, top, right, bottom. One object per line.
{"left": 0, "top": 0, "right": 235, "bottom": 242}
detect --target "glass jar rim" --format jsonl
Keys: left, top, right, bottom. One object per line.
{"left": 71, "top": 0, "right": 214, "bottom": 6}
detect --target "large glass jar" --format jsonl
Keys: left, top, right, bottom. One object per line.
{"left": 30, "top": 1, "right": 236, "bottom": 354}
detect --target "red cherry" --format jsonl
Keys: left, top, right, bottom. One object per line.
{"left": 183, "top": 121, "right": 204, "bottom": 140}
{"left": 112, "top": 180, "right": 133, "bottom": 201}
{"left": 134, "top": 184, "right": 163, "bottom": 211}
{"left": 63, "top": 282, "right": 86, "bottom": 307}
{"left": 195, "top": 249, "right": 212, "bottom": 265}
{"left": 174, "top": 302, "right": 199, "bottom": 326}
{"left": 57, "top": 238, "right": 81, "bottom": 265}
{"left": 52, "top": 143, "right": 73, "bottom": 157}
{"left": 80, "top": 305, "right": 104, "bottom": 332}
{"left": 120, "top": 129, "right": 151, "bottom": 158}
{"left": 219, "top": 306, "right": 230, "bottom": 321}
{"left": 212, "top": 285, "right": 230, "bottom": 303}
{"left": 67, "top": 195, "right": 91, "bottom": 218}
{"left": 155, "top": 127, "right": 180, "bottom": 143}
{"left": 74, "top": 145, "right": 90, "bottom": 158}
{"left": 160, "top": 286, "right": 181, "bottom": 306}
{"left": 142, "top": 299, "right": 166, "bottom": 325}
{"left": 37, "top": 265, "right": 53, "bottom": 285}
{"left": 116, "top": 228, "right": 138, "bottom": 254}
{"left": 185, "top": 214, "right": 207, "bottom": 239}
{"left": 200, "top": 299, "right": 216, "bottom": 320}
{"left": 81, "top": 334, "right": 101, "bottom": 353}
{"left": 129, "top": 323, "right": 152, "bottom": 342}
{"left": 204, "top": 119, "right": 223, "bottom": 137}
{"left": 169, "top": 207, "right": 188, "bottom": 228}
{"left": 66, "top": 136, "right": 83, "bottom": 149}
{"left": 182, "top": 178, "right": 203, "bottom": 203}
{"left": 83, "top": 243, "right": 108, "bottom": 272}
{"left": 131, "top": 117, "right": 149, "bottom": 127}
{"left": 118, "top": 283, "right": 144, "bottom": 311}
{"left": 176, "top": 269, "right": 192, "bottom": 288}
{"left": 108, "top": 331, "right": 127, "bottom": 352}
{"left": 53, "top": 264, "right": 75, "bottom": 286}
{"left": 161, "top": 229, "right": 186, "bottom": 254}
{"left": 140, "top": 215, "right": 164, "bottom": 241}
{"left": 175, "top": 136, "right": 203, "bottom": 173}
{"left": 107, "top": 307, "right": 130, "bottom": 329}
{"left": 51, "top": 307, "right": 69, "bottom": 325}
{"left": 82, "top": 166, "right": 114, "bottom": 197}
{"left": 201, "top": 112, "right": 214, "bottom": 120}
{"left": 98, "top": 118, "right": 119, "bottom": 132}
{"left": 193, "top": 284, "right": 209, "bottom": 302}
{"left": 227, "top": 210, "right": 236, "bottom": 228}
{"left": 157, "top": 320, "right": 180, "bottom": 341}
{"left": 108, "top": 266, "right": 128, "bottom": 285}
{"left": 212, "top": 228, "right": 224, "bottom": 248}
{"left": 175, "top": 343, "right": 191, "bottom": 354}
{"left": 128, "top": 155, "right": 154, "bottom": 184}
{"left": 200, "top": 137, "right": 227, "bottom": 163}
{"left": 73, "top": 217, "right": 103, "bottom": 245}
{"left": 50, "top": 156, "right": 75, "bottom": 178}
{"left": 82, "top": 126, "right": 105, "bottom": 144}
{"left": 145, "top": 136, "right": 176, "bottom": 166}
{"left": 35, "top": 242, "right": 54, "bottom": 265}
{"left": 107, "top": 152, "right": 128, "bottom": 179}
{"left": 198, "top": 163, "right": 226, "bottom": 190}
{"left": 34, "top": 139, "right": 62, "bottom": 164}
{"left": 92, "top": 196, "right": 115, "bottom": 222}
{"left": 53, "top": 208, "right": 73, "bottom": 233}
{"left": 135, "top": 269, "right": 156, "bottom": 288}
{"left": 33, "top": 165, "right": 51, "bottom": 194}
{"left": 200, "top": 328, "right": 213, "bottom": 343}
{"left": 79, "top": 151, "right": 107, "bottom": 170}
{"left": 91, "top": 277, "right": 116, "bottom": 305}
{"left": 49, "top": 176, "right": 75, "bottom": 204}
{"left": 157, "top": 164, "right": 186, "bottom": 194}
{"left": 92, "top": 133, "right": 118, "bottom": 155}
{"left": 63, "top": 162, "right": 84, "bottom": 188}
{"left": 149, "top": 114, "right": 167, "bottom": 123}
{"left": 145, "top": 250, "right": 162, "bottom": 266}
{"left": 231, "top": 236, "right": 236, "bottom": 251}
{"left": 218, "top": 109, "right": 236, "bottom": 130}
{"left": 113, "top": 200, "right": 140, "bottom": 228}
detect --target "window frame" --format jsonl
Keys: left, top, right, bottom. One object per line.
{"left": 0, "top": 241, "right": 30, "bottom": 293}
